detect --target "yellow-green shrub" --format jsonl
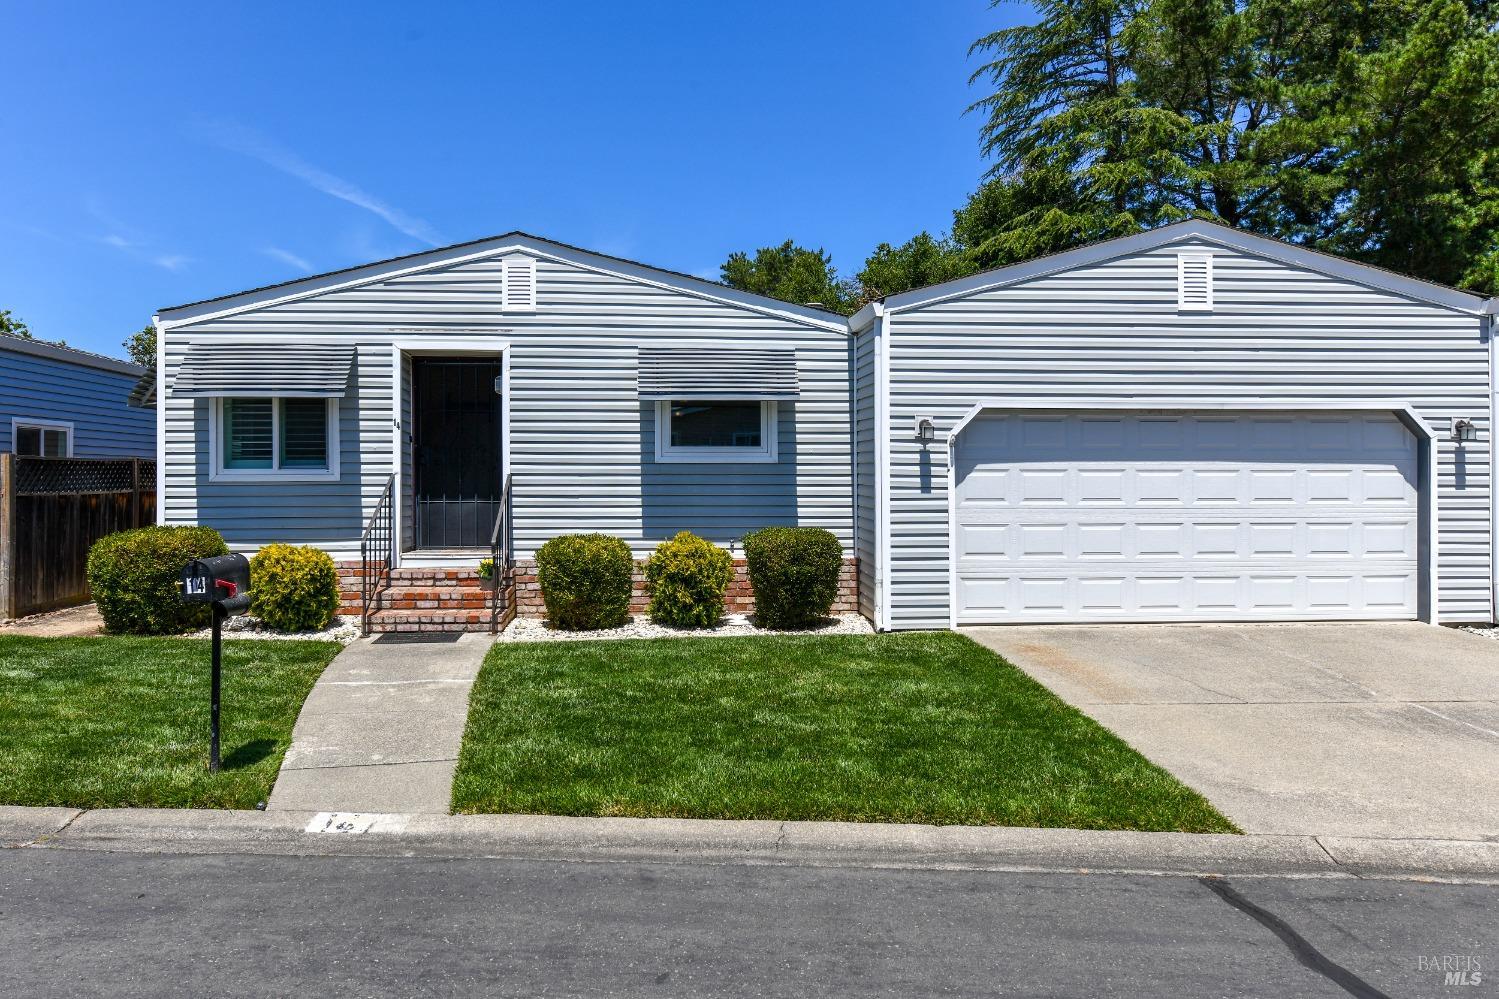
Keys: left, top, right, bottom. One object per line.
{"left": 249, "top": 544, "right": 342, "bottom": 632}
{"left": 87, "top": 525, "right": 229, "bottom": 635}
{"left": 535, "top": 533, "right": 634, "bottom": 630}
{"left": 644, "top": 532, "right": 733, "bottom": 628}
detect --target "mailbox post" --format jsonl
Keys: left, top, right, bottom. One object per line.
{"left": 180, "top": 554, "right": 252, "bottom": 772}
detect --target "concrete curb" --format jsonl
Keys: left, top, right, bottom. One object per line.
{"left": 4, "top": 805, "right": 1499, "bottom": 881}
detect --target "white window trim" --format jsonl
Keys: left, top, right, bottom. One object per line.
{"left": 11, "top": 417, "right": 74, "bottom": 457}
{"left": 209, "top": 397, "right": 341, "bottom": 483}
{"left": 654, "top": 400, "right": 778, "bottom": 464}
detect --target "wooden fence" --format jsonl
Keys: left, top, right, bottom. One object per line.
{"left": 0, "top": 454, "right": 156, "bottom": 619}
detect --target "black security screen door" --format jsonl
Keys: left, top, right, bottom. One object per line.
{"left": 412, "top": 357, "right": 502, "bottom": 548}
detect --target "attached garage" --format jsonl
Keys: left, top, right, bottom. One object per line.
{"left": 848, "top": 220, "right": 1495, "bottom": 631}
{"left": 950, "top": 407, "right": 1428, "bottom": 625}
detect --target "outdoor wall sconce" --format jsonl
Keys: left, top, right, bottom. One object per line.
{"left": 914, "top": 416, "right": 936, "bottom": 443}
{"left": 1453, "top": 417, "right": 1478, "bottom": 444}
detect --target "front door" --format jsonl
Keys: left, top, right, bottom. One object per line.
{"left": 412, "top": 356, "right": 502, "bottom": 549}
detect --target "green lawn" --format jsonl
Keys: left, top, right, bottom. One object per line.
{"left": 452, "top": 632, "right": 1235, "bottom": 832}
{"left": 0, "top": 635, "right": 340, "bottom": 809}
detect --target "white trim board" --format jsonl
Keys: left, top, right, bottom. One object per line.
{"left": 854, "top": 220, "right": 1486, "bottom": 322}
{"left": 157, "top": 233, "right": 848, "bottom": 334}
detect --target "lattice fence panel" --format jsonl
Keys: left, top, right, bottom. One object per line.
{"left": 13, "top": 457, "right": 155, "bottom": 496}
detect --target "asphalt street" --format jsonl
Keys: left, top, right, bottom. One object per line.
{"left": 0, "top": 849, "right": 1493, "bottom": 998}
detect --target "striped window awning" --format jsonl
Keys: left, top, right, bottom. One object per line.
{"left": 637, "top": 347, "right": 799, "bottom": 401}
{"left": 173, "top": 342, "right": 355, "bottom": 398}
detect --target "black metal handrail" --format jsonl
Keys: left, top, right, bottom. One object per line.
{"left": 360, "top": 473, "right": 396, "bottom": 636}
{"left": 489, "top": 472, "right": 513, "bottom": 634}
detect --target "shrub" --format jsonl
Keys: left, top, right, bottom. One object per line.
{"left": 644, "top": 532, "right": 734, "bottom": 628}
{"left": 742, "top": 527, "right": 843, "bottom": 629}
{"left": 535, "top": 533, "right": 635, "bottom": 630}
{"left": 249, "top": 544, "right": 342, "bottom": 632}
{"left": 87, "top": 525, "right": 229, "bottom": 635}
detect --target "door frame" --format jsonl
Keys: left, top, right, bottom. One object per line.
{"left": 389, "top": 338, "right": 510, "bottom": 567}
{"left": 943, "top": 397, "right": 1439, "bottom": 628}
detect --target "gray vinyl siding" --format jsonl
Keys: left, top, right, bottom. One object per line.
{"left": 851, "top": 324, "right": 879, "bottom": 620}
{"left": 160, "top": 251, "right": 850, "bottom": 559}
{"left": 884, "top": 238, "right": 1493, "bottom": 629}
{"left": 0, "top": 346, "right": 154, "bottom": 457}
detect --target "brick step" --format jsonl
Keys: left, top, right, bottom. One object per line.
{"left": 366, "top": 608, "right": 496, "bottom": 633}
{"left": 372, "top": 588, "right": 494, "bottom": 610}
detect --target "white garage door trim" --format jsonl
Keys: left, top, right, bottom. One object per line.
{"left": 945, "top": 398, "right": 1438, "bottom": 627}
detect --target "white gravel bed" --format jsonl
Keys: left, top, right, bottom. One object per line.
{"left": 1460, "top": 625, "right": 1499, "bottom": 641}
{"left": 497, "top": 612, "right": 873, "bottom": 642}
{"left": 188, "top": 614, "right": 361, "bottom": 645}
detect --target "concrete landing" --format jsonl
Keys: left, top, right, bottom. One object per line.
{"left": 267, "top": 633, "right": 492, "bottom": 814}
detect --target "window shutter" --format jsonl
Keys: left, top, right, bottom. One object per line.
{"left": 1177, "top": 253, "right": 1213, "bottom": 311}
{"left": 502, "top": 256, "right": 537, "bottom": 312}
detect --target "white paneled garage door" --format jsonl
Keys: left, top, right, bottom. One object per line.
{"left": 953, "top": 412, "right": 1420, "bottom": 624}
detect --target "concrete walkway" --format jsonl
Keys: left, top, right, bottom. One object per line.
{"left": 267, "top": 633, "right": 492, "bottom": 814}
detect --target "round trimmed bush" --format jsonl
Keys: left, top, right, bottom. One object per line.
{"left": 535, "top": 533, "right": 635, "bottom": 630}
{"left": 249, "top": 544, "right": 342, "bottom": 632}
{"left": 743, "top": 527, "right": 843, "bottom": 629}
{"left": 645, "top": 531, "right": 733, "bottom": 628}
{"left": 87, "top": 525, "right": 229, "bottom": 635}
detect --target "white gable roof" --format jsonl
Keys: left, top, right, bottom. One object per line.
{"left": 157, "top": 232, "right": 848, "bottom": 333}
{"left": 851, "top": 220, "right": 1491, "bottom": 330}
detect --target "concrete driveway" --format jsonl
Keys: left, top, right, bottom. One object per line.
{"left": 964, "top": 623, "right": 1499, "bottom": 840}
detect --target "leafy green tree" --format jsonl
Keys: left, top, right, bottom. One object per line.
{"left": 124, "top": 324, "right": 157, "bottom": 367}
{"left": 0, "top": 309, "right": 32, "bottom": 339}
{"left": 857, "top": 232, "right": 976, "bottom": 299}
{"left": 720, "top": 241, "right": 860, "bottom": 314}
{"left": 963, "top": 0, "right": 1499, "bottom": 293}
{"left": 1320, "top": 0, "right": 1499, "bottom": 290}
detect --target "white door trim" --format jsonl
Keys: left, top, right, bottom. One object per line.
{"left": 388, "top": 337, "right": 511, "bottom": 568}
{"left": 944, "top": 398, "right": 1439, "bottom": 626}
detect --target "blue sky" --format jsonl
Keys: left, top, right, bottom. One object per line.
{"left": 2, "top": 1, "right": 1024, "bottom": 358}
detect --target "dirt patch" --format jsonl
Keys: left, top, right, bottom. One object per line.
{"left": 0, "top": 604, "right": 105, "bottom": 638}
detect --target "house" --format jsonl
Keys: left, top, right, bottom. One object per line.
{"left": 155, "top": 221, "right": 1498, "bottom": 632}
{"left": 851, "top": 221, "right": 1495, "bottom": 630}
{"left": 0, "top": 335, "right": 155, "bottom": 458}
{"left": 153, "top": 233, "right": 856, "bottom": 630}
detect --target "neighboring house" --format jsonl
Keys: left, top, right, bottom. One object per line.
{"left": 0, "top": 335, "right": 155, "bottom": 458}
{"left": 153, "top": 233, "right": 855, "bottom": 627}
{"left": 851, "top": 221, "right": 1495, "bottom": 629}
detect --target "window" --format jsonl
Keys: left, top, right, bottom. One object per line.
{"left": 655, "top": 400, "right": 777, "bottom": 463}
{"left": 12, "top": 419, "right": 72, "bottom": 457}
{"left": 214, "top": 398, "right": 338, "bottom": 480}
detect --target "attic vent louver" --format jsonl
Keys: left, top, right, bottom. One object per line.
{"left": 1177, "top": 252, "right": 1213, "bottom": 311}
{"left": 502, "top": 256, "right": 537, "bottom": 312}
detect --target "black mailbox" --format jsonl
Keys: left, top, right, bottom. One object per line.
{"left": 181, "top": 553, "right": 251, "bottom": 607}
{"left": 181, "top": 552, "right": 254, "bottom": 774}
